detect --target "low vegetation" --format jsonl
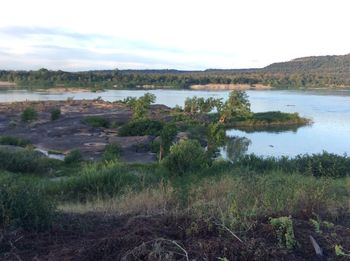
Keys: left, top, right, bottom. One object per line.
{"left": 0, "top": 91, "right": 347, "bottom": 259}
{"left": 84, "top": 116, "right": 110, "bottom": 128}
{"left": 0, "top": 135, "right": 31, "bottom": 147}
{"left": 21, "top": 107, "right": 37, "bottom": 122}
{"left": 118, "top": 119, "right": 164, "bottom": 136}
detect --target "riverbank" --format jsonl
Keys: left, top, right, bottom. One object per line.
{"left": 190, "top": 83, "right": 271, "bottom": 90}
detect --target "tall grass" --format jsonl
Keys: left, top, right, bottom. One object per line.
{"left": 0, "top": 174, "right": 55, "bottom": 231}
{"left": 49, "top": 161, "right": 163, "bottom": 201}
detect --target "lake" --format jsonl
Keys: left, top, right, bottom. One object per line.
{"left": 1, "top": 88, "right": 350, "bottom": 158}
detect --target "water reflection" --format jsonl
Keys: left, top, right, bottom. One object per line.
{"left": 222, "top": 136, "right": 252, "bottom": 162}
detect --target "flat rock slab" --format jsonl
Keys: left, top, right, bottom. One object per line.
{"left": 0, "top": 100, "right": 169, "bottom": 162}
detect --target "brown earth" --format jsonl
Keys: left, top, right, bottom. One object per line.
{"left": 1, "top": 213, "right": 349, "bottom": 260}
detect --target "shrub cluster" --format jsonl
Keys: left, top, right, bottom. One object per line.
{"left": 238, "top": 152, "right": 350, "bottom": 178}
{"left": 162, "top": 139, "right": 211, "bottom": 175}
{"left": 64, "top": 150, "right": 83, "bottom": 164}
{"left": 103, "top": 144, "right": 121, "bottom": 161}
{"left": 0, "top": 136, "right": 32, "bottom": 147}
{"left": 0, "top": 176, "right": 55, "bottom": 231}
{"left": 21, "top": 107, "right": 38, "bottom": 122}
{"left": 84, "top": 116, "right": 110, "bottom": 128}
{"left": 0, "top": 148, "right": 60, "bottom": 174}
{"left": 50, "top": 108, "right": 61, "bottom": 121}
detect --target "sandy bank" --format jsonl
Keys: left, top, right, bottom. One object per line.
{"left": 190, "top": 83, "right": 271, "bottom": 90}
{"left": 0, "top": 81, "right": 16, "bottom": 88}
{"left": 37, "top": 87, "right": 92, "bottom": 93}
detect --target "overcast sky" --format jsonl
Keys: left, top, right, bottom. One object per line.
{"left": 0, "top": 0, "right": 349, "bottom": 71}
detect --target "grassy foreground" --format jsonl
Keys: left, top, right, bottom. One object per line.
{"left": 0, "top": 151, "right": 350, "bottom": 260}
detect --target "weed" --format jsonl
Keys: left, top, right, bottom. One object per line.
{"left": 50, "top": 108, "right": 61, "bottom": 121}
{"left": 21, "top": 107, "right": 38, "bottom": 122}
{"left": 64, "top": 150, "right": 83, "bottom": 164}
{"left": 84, "top": 116, "right": 110, "bottom": 128}
{"left": 270, "top": 216, "right": 297, "bottom": 250}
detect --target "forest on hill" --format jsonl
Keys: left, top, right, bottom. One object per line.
{"left": 0, "top": 54, "right": 349, "bottom": 89}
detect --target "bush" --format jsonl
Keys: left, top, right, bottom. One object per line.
{"left": 0, "top": 136, "right": 31, "bottom": 147}
{"left": 103, "top": 144, "right": 121, "bottom": 161}
{"left": 238, "top": 152, "right": 350, "bottom": 178}
{"left": 21, "top": 107, "right": 38, "bottom": 122}
{"left": 118, "top": 119, "right": 164, "bottom": 136}
{"left": 53, "top": 162, "right": 153, "bottom": 201}
{"left": 0, "top": 148, "right": 61, "bottom": 174}
{"left": 84, "top": 116, "right": 110, "bottom": 128}
{"left": 162, "top": 139, "right": 211, "bottom": 175}
{"left": 50, "top": 108, "right": 61, "bottom": 121}
{"left": 0, "top": 176, "right": 55, "bottom": 231}
{"left": 64, "top": 150, "right": 83, "bottom": 164}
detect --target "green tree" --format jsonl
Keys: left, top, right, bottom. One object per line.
{"left": 159, "top": 123, "right": 178, "bottom": 161}
{"left": 206, "top": 122, "right": 226, "bottom": 157}
{"left": 219, "top": 91, "right": 252, "bottom": 123}
{"left": 123, "top": 93, "right": 156, "bottom": 119}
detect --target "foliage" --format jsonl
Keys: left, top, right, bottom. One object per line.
{"left": 0, "top": 176, "right": 55, "bottom": 231}
{"left": 118, "top": 119, "right": 164, "bottom": 136}
{"left": 2, "top": 54, "right": 350, "bottom": 89}
{"left": 50, "top": 108, "right": 61, "bottom": 121}
{"left": 270, "top": 216, "right": 297, "bottom": 250}
{"left": 184, "top": 96, "right": 222, "bottom": 114}
{"left": 335, "top": 245, "right": 350, "bottom": 257}
{"left": 159, "top": 123, "right": 178, "bottom": 160}
{"left": 0, "top": 148, "right": 61, "bottom": 174}
{"left": 0, "top": 136, "right": 31, "bottom": 147}
{"left": 122, "top": 93, "right": 156, "bottom": 119}
{"left": 84, "top": 116, "right": 110, "bottom": 128}
{"left": 21, "top": 107, "right": 38, "bottom": 122}
{"left": 206, "top": 122, "right": 226, "bottom": 157}
{"left": 162, "top": 139, "right": 211, "bottom": 175}
{"left": 238, "top": 152, "right": 350, "bottom": 178}
{"left": 103, "top": 144, "right": 121, "bottom": 161}
{"left": 51, "top": 162, "right": 159, "bottom": 201}
{"left": 64, "top": 150, "right": 83, "bottom": 164}
{"left": 219, "top": 91, "right": 252, "bottom": 123}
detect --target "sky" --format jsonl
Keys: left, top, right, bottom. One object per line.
{"left": 0, "top": 0, "right": 349, "bottom": 71}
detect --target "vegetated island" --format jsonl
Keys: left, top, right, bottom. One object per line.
{"left": 0, "top": 91, "right": 310, "bottom": 161}
{"left": 1, "top": 92, "right": 349, "bottom": 260}
{"left": 0, "top": 53, "right": 349, "bottom": 90}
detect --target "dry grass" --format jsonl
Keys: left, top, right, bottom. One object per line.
{"left": 59, "top": 181, "right": 176, "bottom": 215}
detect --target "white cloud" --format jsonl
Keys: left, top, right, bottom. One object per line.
{"left": 0, "top": 0, "right": 349, "bottom": 70}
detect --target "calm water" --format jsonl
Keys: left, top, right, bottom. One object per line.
{"left": 1, "top": 89, "right": 350, "bottom": 158}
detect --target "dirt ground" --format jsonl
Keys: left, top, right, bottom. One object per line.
{"left": 1, "top": 212, "right": 349, "bottom": 260}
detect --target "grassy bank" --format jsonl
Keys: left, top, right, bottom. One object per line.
{"left": 1, "top": 151, "right": 350, "bottom": 259}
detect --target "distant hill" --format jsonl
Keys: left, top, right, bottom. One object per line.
{"left": 0, "top": 54, "right": 349, "bottom": 89}
{"left": 263, "top": 54, "right": 350, "bottom": 74}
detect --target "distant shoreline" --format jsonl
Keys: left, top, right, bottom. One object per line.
{"left": 190, "top": 83, "right": 271, "bottom": 90}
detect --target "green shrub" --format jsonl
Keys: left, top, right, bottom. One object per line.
{"left": 118, "top": 119, "right": 164, "bottom": 136}
{"left": 270, "top": 216, "right": 297, "bottom": 249}
{"left": 0, "top": 136, "right": 31, "bottom": 147}
{"left": 238, "top": 152, "right": 350, "bottom": 178}
{"left": 103, "top": 144, "right": 121, "bottom": 161}
{"left": 64, "top": 150, "right": 83, "bottom": 164}
{"left": 0, "top": 148, "right": 61, "bottom": 174}
{"left": 50, "top": 108, "right": 61, "bottom": 121}
{"left": 163, "top": 139, "right": 211, "bottom": 175}
{"left": 84, "top": 116, "right": 110, "bottom": 128}
{"left": 0, "top": 176, "right": 55, "bottom": 231}
{"left": 53, "top": 162, "right": 154, "bottom": 201}
{"left": 21, "top": 107, "right": 38, "bottom": 122}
